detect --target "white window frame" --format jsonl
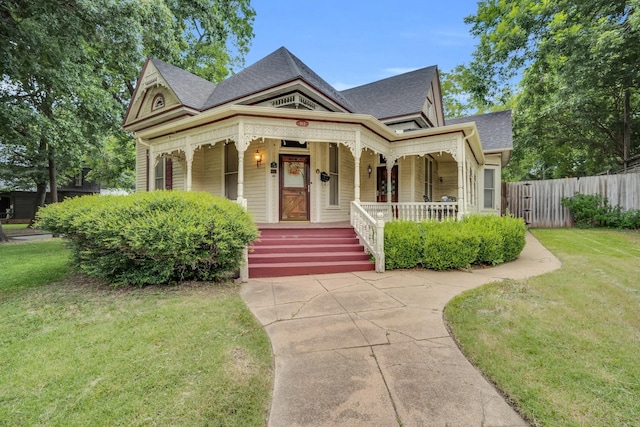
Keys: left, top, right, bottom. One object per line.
{"left": 155, "top": 159, "right": 165, "bottom": 190}
{"left": 483, "top": 167, "right": 497, "bottom": 210}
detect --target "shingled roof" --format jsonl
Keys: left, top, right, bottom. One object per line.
{"left": 150, "top": 58, "right": 216, "bottom": 110}
{"left": 446, "top": 110, "right": 513, "bottom": 151}
{"left": 148, "top": 48, "right": 440, "bottom": 118}
{"left": 201, "top": 47, "right": 356, "bottom": 111}
{"left": 341, "top": 66, "right": 437, "bottom": 120}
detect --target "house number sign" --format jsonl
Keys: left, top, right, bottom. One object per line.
{"left": 295, "top": 120, "right": 309, "bottom": 127}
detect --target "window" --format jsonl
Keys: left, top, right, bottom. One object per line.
{"left": 281, "top": 140, "right": 307, "bottom": 149}
{"left": 329, "top": 143, "right": 339, "bottom": 206}
{"left": 424, "top": 157, "right": 433, "bottom": 201}
{"left": 155, "top": 159, "right": 164, "bottom": 190}
{"left": 225, "top": 143, "right": 238, "bottom": 200}
{"left": 152, "top": 94, "right": 165, "bottom": 110}
{"left": 75, "top": 172, "right": 83, "bottom": 187}
{"left": 484, "top": 168, "right": 496, "bottom": 209}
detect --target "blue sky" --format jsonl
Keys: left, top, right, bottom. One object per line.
{"left": 242, "top": 0, "right": 480, "bottom": 90}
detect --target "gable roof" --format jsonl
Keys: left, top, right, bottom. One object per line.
{"left": 200, "top": 47, "right": 356, "bottom": 111}
{"left": 150, "top": 58, "right": 216, "bottom": 110}
{"left": 146, "top": 48, "right": 440, "bottom": 118}
{"left": 446, "top": 110, "right": 513, "bottom": 151}
{"left": 341, "top": 66, "right": 437, "bottom": 120}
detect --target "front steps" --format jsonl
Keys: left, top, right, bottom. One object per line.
{"left": 248, "top": 226, "right": 375, "bottom": 278}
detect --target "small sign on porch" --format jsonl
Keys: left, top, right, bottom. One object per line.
{"left": 295, "top": 120, "right": 309, "bottom": 127}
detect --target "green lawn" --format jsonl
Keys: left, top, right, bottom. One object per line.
{"left": 2, "top": 223, "right": 28, "bottom": 229}
{"left": 445, "top": 229, "right": 640, "bottom": 426}
{"left": 1, "top": 238, "right": 71, "bottom": 294}
{"left": 0, "top": 239, "right": 273, "bottom": 426}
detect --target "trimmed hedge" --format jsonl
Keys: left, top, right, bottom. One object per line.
{"left": 383, "top": 221, "right": 422, "bottom": 269}
{"left": 384, "top": 215, "right": 526, "bottom": 270}
{"left": 422, "top": 221, "right": 480, "bottom": 270}
{"left": 36, "top": 191, "right": 259, "bottom": 286}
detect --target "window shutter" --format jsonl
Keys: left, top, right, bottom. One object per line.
{"left": 165, "top": 158, "right": 173, "bottom": 190}
{"left": 146, "top": 149, "right": 149, "bottom": 191}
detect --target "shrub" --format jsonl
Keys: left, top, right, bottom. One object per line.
{"left": 561, "top": 193, "right": 610, "bottom": 228}
{"left": 461, "top": 215, "right": 505, "bottom": 265}
{"left": 421, "top": 221, "right": 480, "bottom": 270}
{"left": 36, "top": 191, "right": 259, "bottom": 286}
{"left": 497, "top": 215, "right": 527, "bottom": 262}
{"left": 562, "top": 193, "right": 640, "bottom": 229}
{"left": 382, "top": 215, "right": 527, "bottom": 271}
{"left": 384, "top": 221, "right": 422, "bottom": 269}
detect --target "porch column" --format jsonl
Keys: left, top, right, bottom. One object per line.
{"left": 354, "top": 131, "right": 362, "bottom": 202}
{"left": 185, "top": 137, "right": 193, "bottom": 191}
{"left": 457, "top": 137, "right": 465, "bottom": 218}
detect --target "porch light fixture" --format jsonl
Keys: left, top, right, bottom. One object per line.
{"left": 255, "top": 150, "right": 262, "bottom": 168}
{"left": 439, "top": 176, "right": 443, "bottom": 183}
{"left": 368, "top": 164, "right": 372, "bottom": 178}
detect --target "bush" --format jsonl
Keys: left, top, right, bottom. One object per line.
{"left": 561, "top": 193, "right": 610, "bottom": 228}
{"left": 497, "top": 215, "right": 527, "bottom": 261}
{"left": 383, "top": 215, "right": 527, "bottom": 271}
{"left": 36, "top": 191, "right": 259, "bottom": 286}
{"left": 384, "top": 221, "right": 422, "bottom": 269}
{"left": 422, "top": 221, "right": 480, "bottom": 270}
{"left": 461, "top": 215, "right": 505, "bottom": 265}
{"left": 562, "top": 193, "right": 640, "bottom": 229}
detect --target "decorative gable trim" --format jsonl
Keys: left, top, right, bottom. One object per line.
{"left": 270, "top": 93, "right": 318, "bottom": 110}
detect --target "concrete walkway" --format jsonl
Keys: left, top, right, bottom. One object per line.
{"left": 240, "top": 232, "right": 561, "bottom": 427}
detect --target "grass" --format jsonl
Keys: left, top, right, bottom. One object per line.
{"left": 1, "top": 239, "right": 71, "bottom": 294}
{"left": 0, "top": 239, "right": 273, "bottom": 426}
{"left": 2, "top": 223, "right": 28, "bottom": 229}
{"left": 445, "top": 229, "right": 640, "bottom": 426}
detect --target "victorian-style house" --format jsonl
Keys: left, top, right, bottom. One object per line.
{"left": 123, "top": 47, "right": 512, "bottom": 277}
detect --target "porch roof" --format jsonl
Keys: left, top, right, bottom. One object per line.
{"left": 135, "top": 103, "right": 485, "bottom": 163}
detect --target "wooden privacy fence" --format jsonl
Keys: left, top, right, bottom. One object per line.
{"left": 504, "top": 172, "right": 640, "bottom": 228}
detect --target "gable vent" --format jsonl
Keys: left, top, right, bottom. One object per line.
{"left": 271, "top": 93, "right": 317, "bottom": 110}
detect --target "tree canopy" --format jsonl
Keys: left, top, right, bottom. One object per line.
{"left": 0, "top": 0, "right": 255, "bottom": 226}
{"left": 465, "top": 0, "right": 640, "bottom": 180}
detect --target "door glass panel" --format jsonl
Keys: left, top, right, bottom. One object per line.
{"left": 284, "top": 161, "right": 305, "bottom": 187}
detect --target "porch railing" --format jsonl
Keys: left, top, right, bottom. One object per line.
{"left": 359, "top": 202, "right": 458, "bottom": 222}
{"left": 350, "top": 201, "right": 385, "bottom": 273}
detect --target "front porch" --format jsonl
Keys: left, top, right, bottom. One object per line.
{"left": 246, "top": 200, "right": 461, "bottom": 279}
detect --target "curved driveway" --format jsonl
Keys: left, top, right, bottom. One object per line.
{"left": 240, "top": 233, "right": 561, "bottom": 426}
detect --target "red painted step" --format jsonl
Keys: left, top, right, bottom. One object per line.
{"left": 248, "top": 226, "right": 375, "bottom": 278}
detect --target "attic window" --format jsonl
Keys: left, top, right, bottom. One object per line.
{"left": 152, "top": 94, "right": 165, "bottom": 111}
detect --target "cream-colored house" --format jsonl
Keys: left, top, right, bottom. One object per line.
{"left": 124, "top": 47, "right": 511, "bottom": 226}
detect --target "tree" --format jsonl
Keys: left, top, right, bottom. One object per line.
{"left": 441, "top": 65, "right": 514, "bottom": 121}
{"left": 466, "top": 0, "right": 640, "bottom": 179}
{"left": 0, "top": 0, "right": 255, "bottom": 223}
